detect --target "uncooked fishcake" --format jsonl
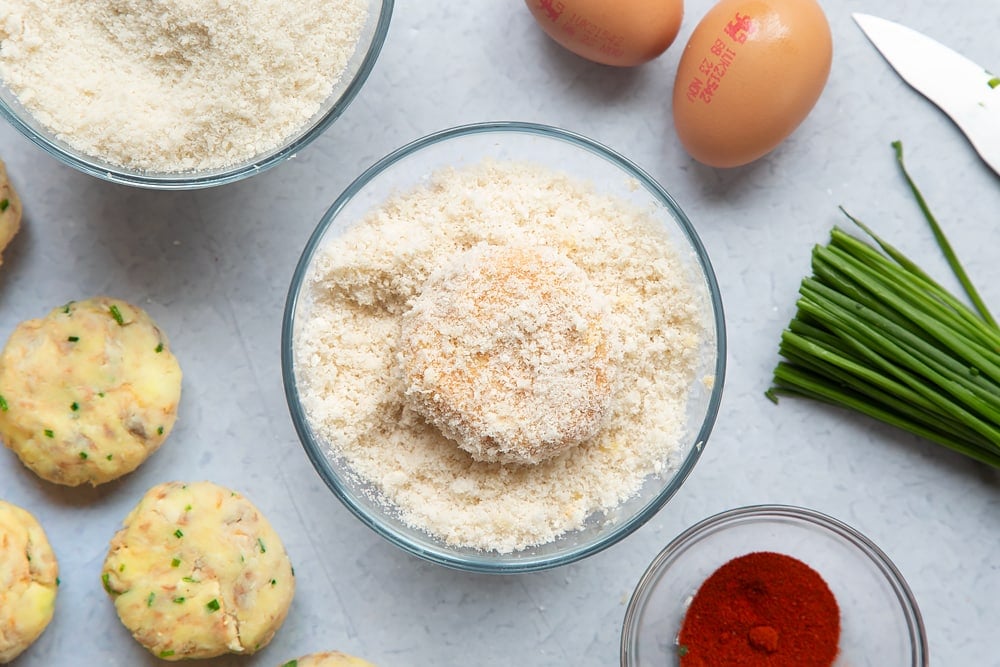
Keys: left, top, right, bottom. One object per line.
{"left": 0, "top": 296, "right": 182, "bottom": 486}
{"left": 0, "top": 158, "right": 22, "bottom": 268}
{"left": 102, "top": 481, "right": 296, "bottom": 661}
{"left": 0, "top": 499, "right": 59, "bottom": 664}
{"left": 398, "top": 243, "right": 618, "bottom": 465}
{"left": 280, "top": 651, "right": 377, "bottom": 667}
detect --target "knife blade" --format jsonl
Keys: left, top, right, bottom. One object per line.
{"left": 853, "top": 13, "right": 1000, "bottom": 176}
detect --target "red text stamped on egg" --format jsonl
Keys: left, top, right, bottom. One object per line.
{"left": 557, "top": 15, "right": 626, "bottom": 59}
{"left": 684, "top": 12, "right": 753, "bottom": 104}
{"left": 538, "top": 0, "right": 563, "bottom": 21}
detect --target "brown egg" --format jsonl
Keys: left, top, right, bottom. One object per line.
{"left": 672, "top": 0, "right": 832, "bottom": 167}
{"left": 526, "top": 0, "right": 684, "bottom": 67}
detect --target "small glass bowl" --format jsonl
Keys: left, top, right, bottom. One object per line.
{"left": 281, "top": 121, "right": 727, "bottom": 573}
{"left": 621, "top": 504, "right": 928, "bottom": 666}
{"left": 0, "top": 1, "right": 392, "bottom": 190}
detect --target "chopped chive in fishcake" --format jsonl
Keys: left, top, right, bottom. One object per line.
{"left": 109, "top": 304, "right": 124, "bottom": 325}
{"left": 171, "top": 558, "right": 181, "bottom": 567}
{"left": 174, "top": 529, "right": 184, "bottom": 539}
{"left": 44, "top": 429, "right": 54, "bottom": 438}
{"left": 257, "top": 538, "right": 266, "bottom": 553}
{"left": 79, "top": 451, "right": 88, "bottom": 460}
{"left": 67, "top": 335, "right": 79, "bottom": 342}
{"left": 71, "top": 402, "right": 79, "bottom": 411}
{"left": 147, "top": 592, "right": 155, "bottom": 607}
{"left": 0, "top": 198, "right": 8, "bottom": 211}
{"left": 206, "top": 599, "right": 220, "bottom": 612}
{"left": 155, "top": 342, "right": 164, "bottom": 353}
{"left": 0, "top": 395, "right": 7, "bottom": 411}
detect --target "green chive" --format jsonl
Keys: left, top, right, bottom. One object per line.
{"left": 155, "top": 342, "right": 164, "bottom": 353}
{"left": 44, "top": 429, "right": 54, "bottom": 438}
{"left": 171, "top": 558, "right": 181, "bottom": 567}
{"left": 68, "top": 336, "right": 79, "bottom": 342}
{"left": 160, "top": 650, "right": 174, "bottom": 658}
{"left": 182, "top": 576, "right": 198, "bottom": 583}
{"left": 206, "top": 599, "right": 220, "bottom": 612}
{"left": 989, "top": 76, "right": 1000, "bottom": 89}
{"left": 98, "top": 392, "right": 105, "bottom": 398}
{"left": 184, "top": 504, "right": 192, "bottom": 512}
{"left": 769, "top": 141, "right": 1000, "bottom": 469}
{"left": 147, "top": 592, "right": 155, "bottom": 607}
{"left": 0, "top": 395, "right": 7, "bottom": 412}
{"left": 109, "top": 304, "right": 124, "bottom": 326}
{"left": 71, "top": 402, "right": 79, "bottom": 411}
{"left": 106, "top": 454, "right": 113, "bottom": 461}
{"left": 79, "top": 451, "right": 87, "bottom": 460}
{"left": 270, "top": 578, "right": 277, "bottom": 586}
{"left": 281, "top": 661, "right": 299, "bottom": 667}
{"left": 172, "top": 597, "right": 185, "bottom": 604}
{"left": 157, "top": 426, "right": 164, "bottom": 435}
{"left": 0, "top": 199, "right": 8, "bottom": 212}
{"left": 174, "top": 529, "right": 184, "bottom": 539}
{"left": 56, "top": 577, "right": 60, "bottom": 586}
{"left": 62, "top": 301, "right": 73, "bottom": 314}
{"left": 257, "top": 538, "right": 266, "bottom": 553}
{"left": 101, "top": 572, "right": 115, "bottom": 594}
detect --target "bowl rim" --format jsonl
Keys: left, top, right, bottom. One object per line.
{"left": 280, "top": 120, "right": 728, "bottom": 573}
{"left": 0, "top": 0, "right": 394, "bottom": 190}
{"left": 620, "top": 503, "right": 929, "bottom": 666}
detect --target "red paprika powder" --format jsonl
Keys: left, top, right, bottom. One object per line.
{"left": 677, "top": 551, "right": 840, "bottom": 667}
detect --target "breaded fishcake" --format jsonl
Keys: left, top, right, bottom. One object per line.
{"left": 398, "top": 243, "right": 617, "bottom": 465}
{"left": 0, "top": 158, "right": 21, "bottom": 268}
{"left": 0, "top": 500, "right": 58, "bottom": 664}
{"left": 280, "top": 651, "right": 377, "bottom": 667}
{"left": 0, "top": 296, "right": 182, "bottom": 486}
{"left": 102, "top": 481, "right": 295, "bottom": 661}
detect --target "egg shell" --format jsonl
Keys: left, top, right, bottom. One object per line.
{"left": 672, "top": 0, "right": 832, "bottom": 167}
{"left": 526, "top": 0, "right": 684, "bottom": 67}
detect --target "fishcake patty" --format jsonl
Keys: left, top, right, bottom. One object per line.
{"left": 398, "top": 243, "right": 617, "bottom": 465}
{"left": 0, "top": 296, "right": 182, "bottom": 486}
{"left": 0, "top": 158, "right": 21, "bottom": 268}
{"left": 102, "top": 481, "right": 296, "bottom": 661}
{"left": 280, "top": 651, "right": 377, "bottom": 667}
{"left": 0, "top": 500, "right": 58, "bottom": 664}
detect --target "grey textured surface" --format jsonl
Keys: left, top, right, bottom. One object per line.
{"left": 1, "top": 2, "right": 998, "bottom": 666}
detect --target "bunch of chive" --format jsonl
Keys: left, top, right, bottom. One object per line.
{"left": 767, "top": 142, "right": 1000, "bottom": 468}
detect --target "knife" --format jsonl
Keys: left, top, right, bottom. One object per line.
{"left": 853, "top": 13, "right": 1000, "bottom": 176}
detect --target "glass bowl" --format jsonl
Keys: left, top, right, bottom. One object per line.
{"left": 0, "top": 0, "right": 393, "bottom": 190}
{"left": 281, "top": 121, "right": 727, "bottom": 573}
{"left": 622, "top": 504, "right": 928, "bottom": 666}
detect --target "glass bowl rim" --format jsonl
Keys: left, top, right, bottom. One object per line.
{"left": 620, "top": 503, "right": 929, "bottom": 665}
{"left": 280, "top": 120, "right": 728, "bottom": 573}
{"left": 0, "top": 0, "right": 394, "bottom": 191}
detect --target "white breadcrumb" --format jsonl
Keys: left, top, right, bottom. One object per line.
{"left": 0, "top": 0, "right": 367, "bottom": 172}
{"left": 294, "top": 160, "right": 709, "bottom": 553}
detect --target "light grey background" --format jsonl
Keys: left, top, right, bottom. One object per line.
{"left": 1, "top": 1, "right": 997, "bottom": 665}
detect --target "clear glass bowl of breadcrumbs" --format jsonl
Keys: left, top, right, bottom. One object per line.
{"left": 281, "top": 121, "right": 727, "bottom": 573}
{"left": 622, "top": 504, "right": 928, "bottom": 666}
{"left": 0, "top": 0, "right": 392, "bottom": 190}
